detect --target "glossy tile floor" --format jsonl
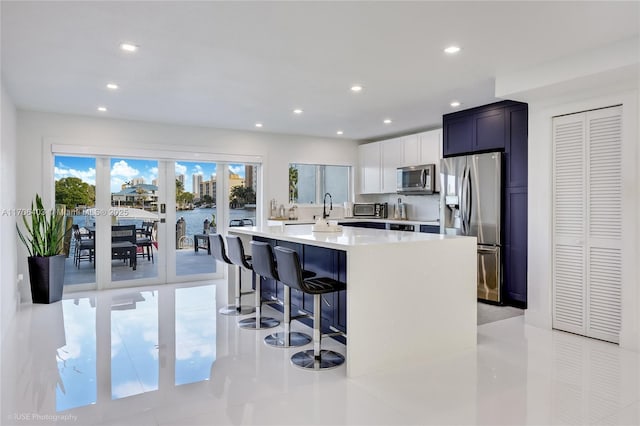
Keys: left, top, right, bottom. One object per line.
{"left": 2, "top": 281, "right": 639, "bottom": 425}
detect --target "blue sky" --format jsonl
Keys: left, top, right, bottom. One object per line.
{"left": 54, "top": 156, "right": 246, "bottom": 193}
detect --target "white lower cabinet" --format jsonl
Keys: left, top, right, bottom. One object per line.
{"left": 552, "top": 105, "right": 623, "bottom": 343}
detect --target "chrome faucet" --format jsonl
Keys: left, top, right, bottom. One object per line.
{"left": 322, "top": 192, "right": 333, "bottom": 219}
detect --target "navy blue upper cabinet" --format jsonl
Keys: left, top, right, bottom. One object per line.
{"left": 474, "top": 107, "right": 505, "bottom": 151}
{"left": 505, "top": 105, "right": 528, "bottom": 188}
{"left": 443, "top": 113, "right": 474, "bottom": 156}
{"left": 443, "top": 100, "right": 526, "bottom": 157}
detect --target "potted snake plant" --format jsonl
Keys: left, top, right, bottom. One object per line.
{"left": 16, "top": 194, "right": 67, "bottom": 304}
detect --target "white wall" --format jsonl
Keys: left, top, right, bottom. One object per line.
{"left": 1, "top": 82, "right": 19, "bottom": 345}
{"left": 496, "top": 47, "right": 640, "bottom": 349}
{"left": 525, "top": 89, "right": 638, "bottom": 349}
{"left": 15, "top": 111, "right": 359, "bottom": 300}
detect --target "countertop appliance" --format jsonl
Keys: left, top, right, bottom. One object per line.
{"left": 397, "top": 164, "right": 435, "bottom": 195}
{"left": 352, "top": 203, "right": 388, "bottom": 218}
{"left": 440, "top": 152, "right": 502, "bottom": 303}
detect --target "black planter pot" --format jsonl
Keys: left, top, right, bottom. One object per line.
{"left": 27, "top": 255, "right": 65, "bottom": 304}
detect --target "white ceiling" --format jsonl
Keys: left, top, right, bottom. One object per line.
{"left": 2, "top": 1, "right": 638, "bottom": 141}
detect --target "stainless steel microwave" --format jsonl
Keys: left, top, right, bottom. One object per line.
{"left": 397, "top": 164, "right": 435, "bottom": 195}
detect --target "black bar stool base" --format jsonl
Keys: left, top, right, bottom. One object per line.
{"left": 264, "top": 332, "right": 312, "bottom": 348}
{"left": 291, "top": 349, "right": 345, "bottom": 370}
{"left": 219, "top": 305, "right": 255, "bottom": 316}
{"left": 238, "top": 317, "right": 280, "bottom": 329}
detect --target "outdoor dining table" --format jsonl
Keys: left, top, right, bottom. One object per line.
{"left": 83, "top": 226, "right": 138, "bottom": 270}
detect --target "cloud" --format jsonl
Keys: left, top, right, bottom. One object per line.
{"left": 111, "top": 160, "right": 140, "bottom": 179}
{"left": 111, "top": 380, "right": 147, "bottom": 399}
{"left": 110, "top": 177, "right": 128, "bottom": 193}
{"left": 193, "top": 165, "right": 203, "bottom": 175}
{"left": 149, "top": 167, "right": 158, "bottom": 176}
{"left": 55, "top": 166, "right": 96, "bottom": 185}
{"left": 229, "top": 165, "right": 244, "bottom": 176}
{"left": 175, "top": 163, "right": 187, "bottom": 175}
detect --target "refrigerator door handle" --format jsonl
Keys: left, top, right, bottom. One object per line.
{"left": 460, "top": 165, "right": 469, "bottom": 234}
{"left": 465, "top": 165, "right": 472, "bottom": 232}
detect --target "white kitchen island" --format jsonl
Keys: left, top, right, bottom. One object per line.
{"left": 227, "top": 224, "right": 477, "bottom": 378}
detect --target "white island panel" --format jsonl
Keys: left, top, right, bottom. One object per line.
{"left": 346, "top": 238, "right": 476, "bottom": 377}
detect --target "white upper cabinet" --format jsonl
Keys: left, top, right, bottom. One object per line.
{"left": 418, "top": 129, "right": 442, "bottom": 192}
{"left": 418, "top": 129, "right": 442, "bottom": 166}
{"left": 358, "top": 142, "right": 382, "bottom": 194}
{"left": 401, "top": 134, "right": 419, "bottom": 166}
{"left": 381, "top": 138, "right": 403, "bottom": 193}
{"left": 357, "top": 128, "right": 442, "bottom": 194}
{"left": 399, "top": 129, "right": 442, "bottom": 167}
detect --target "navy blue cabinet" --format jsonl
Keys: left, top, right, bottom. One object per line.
{"left": 505, "top": 105, "right": 528, "bottom": 188}
{"left": 340, "top": 221, "right": 386, "bottom": 229}
{"left": 443, "top": 100, "right": 524, "bottom": 157}
{"left": 443, "top": 100, "right": 528, "bottom": 308}
{"left": 504, "top": 187, "right": 527, "bottom": 307}
{"left": 474, "top": 107, "right": 505, "bottom": 151}
{"left": 444, "top": 114, "right": 474, "bottom": 156}
{"left": 255, "top": 237, "right": 347, "bottom": 340}
{"left": 419, "top": 225, "right": 440, "bottom": 234}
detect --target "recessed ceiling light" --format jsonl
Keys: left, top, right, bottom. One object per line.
{"left": 255, "top": 123, "right": 263, "bottom": 128}
{"left": 97, "top": 106, "right": 107, "bottom": 112}
{"left": 293, "top": 109, "right": 303, "bottom": 115}
{"left": 383, "top": 119, "right": 392, "bottom": 124}
{"left": 120, "top": 43, "right": 138, "bottom": 52}
{"left": 444, "top": 45, "right": 461, "bottom": 54}
{"left": 336, "top": 130, "right": 344, "bottom": 135}
{"left": 106, "top": 83, "right": 119, "bottom": 90}
{"left": 350, "top": 85, "right": 363, "bottom": 92}
{"left": 450, "top": 101, "right": 461, "bottom": 107}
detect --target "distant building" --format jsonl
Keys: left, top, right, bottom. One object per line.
{"left": 192, "top": 174, "right": 203, "bottom": 197}
{"left": 112, "top": 183, "right": 158, "bottom": 208}
{"left": 176, "top": 174, "right": 184, "bottom": 186}
{"left": 244, "top": 165, "right": 257, "bottom": 191}
{"left": 152, "top": 178, "right": 158, "bottom": 186}
{"left": 200, "top": 180, "right": 217, "bottom": 201}
{"left": 229, "top": 171, "right": 244, "bottom": 190}
{"left": 196, "top": 172, "right": 246, "bottom": 204}
{"left": 131, "top": 177, "right": 145, "bottom": 186}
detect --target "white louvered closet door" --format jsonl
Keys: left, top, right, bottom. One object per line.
{"left": 552, "top": 106, "right": 622, "bottom": 343}
{"left": 553, "top": 114, "right": 586, "bottom": 336}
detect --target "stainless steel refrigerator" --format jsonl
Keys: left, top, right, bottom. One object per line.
{"left": 440, "top": 152, "right": 502, "bottom": 303}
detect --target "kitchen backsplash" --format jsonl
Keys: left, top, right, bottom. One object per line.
{"left": 357, "top": 193, "right": 440, "bottom": 221}
{"left": 283, "top": 193, "right": 439, "bottom": 221}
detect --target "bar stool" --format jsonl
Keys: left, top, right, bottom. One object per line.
{"left": 210, "top": 234, "right": 255, "bottom": 316}
{"left": 250, "top": 241, "right": 313, "bottom": 348}
{"left": 274, "top": 246, "right": 346, "bottom": 370}
{"left": 226, "top": 236, "right": 280, "bottom": 330}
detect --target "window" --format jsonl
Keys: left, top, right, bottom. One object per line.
{"left": 289, "top": 164, "right": 351, "bottom": 204}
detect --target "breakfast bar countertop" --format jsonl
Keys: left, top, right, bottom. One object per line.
{"left": 228, "top": 224, "right": 459, "bottom": 251}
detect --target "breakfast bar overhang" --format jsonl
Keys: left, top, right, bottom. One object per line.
{"left": 227, "top": 225, "right": 477, "bottom": 377}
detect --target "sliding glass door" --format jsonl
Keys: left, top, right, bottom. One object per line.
{"left": 53, "top": 152, "right": 260, "bottom": 290}
{"left": 54, "top": 155, "right": 97, "bottom": 287}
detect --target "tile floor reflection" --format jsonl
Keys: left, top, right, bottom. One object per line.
{"left": 2, "top": 280, "right": 640, "bottom": 425}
